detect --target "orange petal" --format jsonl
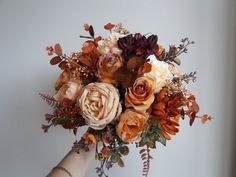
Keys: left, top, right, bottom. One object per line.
{"left": 161, "top": 131, "right": 171, "bottom": 140}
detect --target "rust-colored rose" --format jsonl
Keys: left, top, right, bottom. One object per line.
{"left": 97, "top": 53, "right": 123, "bottom": 84}
{"left": 54, "top": 81, "right": 83, "bottom": 103}
{"left": 55, "top": 71, "right": 70, "bottom": 90}
{"left": 116, "top": 109, "right": 148, "bottom": 143}
{"left": 125, "top": 76, "right": 155, "bottom": 111}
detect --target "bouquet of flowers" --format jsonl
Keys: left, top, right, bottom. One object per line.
{"left": 40, "top": 23, "right": 212, "bottom": 177}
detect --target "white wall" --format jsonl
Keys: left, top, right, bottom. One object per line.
{"left": 0, "top": 0, "right": 235, "bottom": 177}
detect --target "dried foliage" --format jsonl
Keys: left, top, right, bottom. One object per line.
{"left": 158, "top": 38, "right": 194, "bottom": 65}
{"left": 40, "top": 96, "right": 85, "bottom": 134}
{"left": 201, "top": 114, "right": 213, "bottom": 124}
{"left": 39, "top": 93, "right": 59, "bottom": 108}
{"left": 139, "top": 146, "right": 153, "bottom": 177}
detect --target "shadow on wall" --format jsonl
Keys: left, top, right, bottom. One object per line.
{"left": 230, "top": 0, "right": 236, "bottom": 177}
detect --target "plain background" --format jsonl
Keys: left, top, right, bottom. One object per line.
{"left": 0, "top": 0, "right": 235, "bottom": 177}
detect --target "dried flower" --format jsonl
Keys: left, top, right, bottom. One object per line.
{"left": 97, "top": 53, "right": 124, "bottom": 84}
{"left": 151, "top": 88, "right": 182, "bottom": 140}
{"left": 46, "top": 46, "right": 54, "bottom": 55}
{"left": 84, "top": 24, "right": 91, "bottom": 31}
{"left": 145, "top": 55, "right": 173, "bottom": 93}
{"left": 97, "top": 32, "right": 126, "bottom": 55}
{"left": 77, "top": 83, "right": 122, "bottom": 130}
{"left": 54, "top": 81, "right": 83, "bottom": 103}
{"left": 117, "top": 33, "right": 158, "bottom": 60}
{"left": 125, "top": 76, "right": 155, "bottom": 111}
{"left": 41, "top": 23, "right": 212, "bottom": 177}
{"left": 116, "top": 109, "right": 148, "bottom": 143}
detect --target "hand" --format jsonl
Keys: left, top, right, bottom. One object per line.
{"left": 46, "top": 144, "right": 95, "bottom": 177}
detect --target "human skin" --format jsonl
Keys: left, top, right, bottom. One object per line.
{"left": 46, "top": 145, "right": 95, "bottom": 177}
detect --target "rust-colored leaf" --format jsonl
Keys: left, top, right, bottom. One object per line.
{"left": 118, "top": 159, "right": 125, "bottom": 168}
{"left": 127, "top": 56, "right": 144, "bottom": 72}
{"left": 94, "top": 36, "right": 102, "bottom": 44}
{"left": 84, "top": 24, "right": 90, "bottom": 31}
{"left": 82, "top": 41, "right": 95, "bottom": 54}
{"left": 58, "top": 61, "right": 68, "bottom": 70}
{"left": 54, "top": 43, "right": 63, "bottom": 56}
{"left": 104, "top": 23, "right": 115, "bottom": 30}
{"left": 46, "top": 46, "right": 54, "bottom": 55}
{"left": 161, "top": 130, "right": 171, "bottom": 140}
{"left": 142, "top": 62, "right": 152, "bottom": 73}
{"left": 155, "top": 44, "right": 164, "bottom": 58}
{"left": 201, "top": 114, "right": 213, "bottom": 124}
{"left": 50, "top": 56, "right": 62, "bottom": 65}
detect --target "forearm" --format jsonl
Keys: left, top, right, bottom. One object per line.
{"left": 46, "top": 145, "right": 95, "bottom": 177}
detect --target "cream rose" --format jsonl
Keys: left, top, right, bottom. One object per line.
{"left": 97, "top": 53, "right": 123, "bottom": 84}
{"left": 97, "top": 32, "right": 126, "bottom": 55}
{"left": 116, "top": 109, "right": 148, "bottom": 143}
{"left": 78, "top": 83, "right": 122, "bottom": 130}
{"left": 145, "top": 55, "right": 173, "bottom": 93}
{"left": 54, "top": 81, "right": 83, "bottom": 103}
{"left": 125, "top": 76, "right": 155, "bottom": 111}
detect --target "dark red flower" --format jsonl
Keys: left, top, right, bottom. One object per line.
{"left": 117, "top": 33, "right": 158, "bottom": 60}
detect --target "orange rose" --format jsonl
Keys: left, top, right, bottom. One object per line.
{"left": 97, "top": 53, "right": 123, "bottom": 84}
{"left": 116, "top": 109, "right": 148, "bottom": 143}
{"left": 125, "top": 76, "right": 155, "bottom": 111}
{"left": 54, "top": 81, "right": 83, "bottom": 103}
{"left": 55, "top": 71, "right": 70, "bottom": 90}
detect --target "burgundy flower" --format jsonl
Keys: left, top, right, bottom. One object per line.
{"left": 117, "top": 33, "right": 158, "bottom": 60}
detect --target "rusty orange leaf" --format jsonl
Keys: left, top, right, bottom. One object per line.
{"left": 50, "top": 56, "right": 62, "bottom": 65}
{"left": 142, "top": 62, "right": 152, "bottom": 73}
{"left": 155, "top": 44, "right": 164, "bottom": 58}
{"left": 84, "top": 24, "right": 90, "bottom": 31}
{"left": 94, "top": 36, "right": 102, "bottom": 44}
{"left": 201, "top": 114, "right": 213, "bottom": 124}
{"left": 46, "top": 46, "right": 54, "bottom": 56}
{"left": 104, "top": 23, "right": 115, "bottom": 30}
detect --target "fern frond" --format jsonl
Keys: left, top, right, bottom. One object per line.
{"left": 139, "top": 145, "right": 153, "bottom": 177}
{"left": 39, "top": 93, "right": 59, "bottom": 108}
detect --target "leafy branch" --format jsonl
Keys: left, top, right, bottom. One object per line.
{"left": 139, "top": 146, "right": 153, "bottom": 177}
{"left": 159, "top": 38, "right": 194, "bottom": 65}
{"left": 39, "top": 93, "right": 59, "bottom": 108}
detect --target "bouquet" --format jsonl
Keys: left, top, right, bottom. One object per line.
{"left": 40, "top": 23, "right": 212, "bottom": 177}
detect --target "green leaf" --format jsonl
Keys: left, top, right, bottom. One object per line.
{"left": 173, "top": 57, "right": 181, "bottom": 65}
{"left": 157, "top": 134, "right": 166, "bottom": 146}
{"left": 119, "top": 146, "right": 129, "bottom": 156}
{"left": 111, "top": 153, "right": 121, "bottom": 163}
